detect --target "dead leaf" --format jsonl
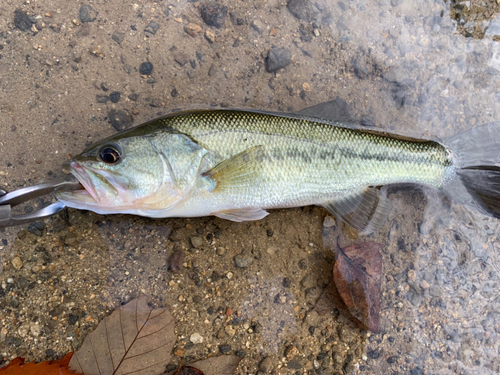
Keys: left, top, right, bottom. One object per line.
{"left": 167, "top": 356, "right": 241, "bottom": 375}
{"left": 333, "top": 241, "right": 383, "bottom": 332}
{"left": 0, "top": 353, "right": 78, "bottom": 375}
{"left": 69, "top": 296, "right": 175, "bottom": 375}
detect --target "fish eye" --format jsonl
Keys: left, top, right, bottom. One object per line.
{"left": 99, "top": 146, "right": 121, "bottom": 164}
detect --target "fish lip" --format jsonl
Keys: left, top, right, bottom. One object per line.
{"left": 68, "top": 161, "right": 100, "bottom": 204}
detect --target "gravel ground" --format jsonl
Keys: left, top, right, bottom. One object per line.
{"left": 1, "top": 0, "right": 500, "bottom": 374}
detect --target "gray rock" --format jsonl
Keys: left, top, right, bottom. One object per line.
{"left": 217, "top": 247, "right": 226, "bottom": 256}
{"left": 266, "top": 48, "right": 291, "bottom": 73}
{"left": 234, "top": 253, "right": 253, "bottom": 267}
{"left": 79, "top": 5, "right": 98, "bottom": 23}
{"left": 287, "top": 360, "right": 302, "bottom": 369}
{"left": 108, "top": 109, "right": 132, "bottom": 131}
{"left": 174, "top": 53, "right": 188, "bottom": 66}
{"left": 323, "top": 216, "right": 335, "bottom": 228}
{"left": 251, "top": 19, "right": 265, "bottom": 33}
{"left": 14, "top": 9, "right": 33, "bottom": 31}
{"left": 200, "top": 3, "right": 228, "bottom": 28}
{"left": 112, "top": 30, "right": 125, "bottom": 45}
{"left": 287, "top": 0, "right": 312, "bottom": 22}
{"left": 259, "top": 356, "right": 274, "bottom": 373}
{"left": 191, "top": 236, "right": 203, "bottom": 248}
{"left": 109, "top": 91, "right": 121, "bottom": 103}
{"left": 145, "top": 20, "right": 160, "bottom": 35}
{"left": 208, "top": 64, "right": 218, "bottom": 76}
{"left": 139, "top": 61, "right": 153, "bottom": 75}
{"left": 27, "top": 222, "right": 44, "bottom": 236}
{"left": 169, "top": 250, "right": 184, "bottom": 273}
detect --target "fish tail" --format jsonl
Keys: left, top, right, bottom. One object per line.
{"left": 442, "top": 121, "right": 500, "bottom": 217}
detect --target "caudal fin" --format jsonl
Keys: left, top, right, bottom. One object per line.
{"left": 443, "top": 122, "right": 500, "bottom": 218}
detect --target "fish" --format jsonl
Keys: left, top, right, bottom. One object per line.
{"left": 56, "top": 100, "right": 500, "bottom": 233}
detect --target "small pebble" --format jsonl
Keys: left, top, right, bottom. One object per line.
{"left": 208, "top": 64, "right": 218, "bottom": 76}
{"left": 11, "top": 257, "right": 23, "bottom": 270}
{"left": 266, "top": 47, "right": 291, "bottom": 73}
{"left": 200, "top": 3, "right": 228, "bottom": 28}
{"left": 14, "top": 10, "right": 33, "bottom": 31}
{"left": 204, "top": 30, "right": 216, "bottom": 43}
{"left": 420, "top": 280, "right": 430, "bottom": 289}
{"left": 89, "top": 45, "right": 104, "bottom": 58}
{"left": 224, "top": 325, "right": 236, "bottom": 337}
{"left": 251, "top": 19, "right": 265, "bottom": 33}
{"left": 112, "top": 30, "right": 125, "bottom": 45}
{"left": 144, "top": 20, "right": 160, "bottom": 35}
{"left": 191, "top": 236, "right": 203, "bottom": 248}
{"left": 184, "top": 23, "right": 202, "bottom": 37}
{"left": 68, "top": 314, "right": 79, "bottom": 325}
{"left": 234, "top": 253, "right": 253, "bottom": 268}
{"left": 259, "top": 357, "right": 274, "bottom": 373}
{"left": 96, "top": 95, "right": 109, "bottom": 103}
{"left": 79, "top": 5, "right": 98, "bottom": 23}
{"left": 139, "top": 61, "right": 153, "bottom": 75}
{"left": 27, "top": 222, "right": 44, "bottom": 237}
{"left": 190, "top": 332, "right": 203, "bottom": 344}
{"left": 217, "top": 247, "right": 226, "bottom": 256}
{"left": 174, "top": 53, "right": 188, "bottom": 66}
{"left": 323, "top": 216, "right": 335, "bottom": 228}
{"left": 108, "top": 109, "right": 132, "bottom": 131}
{"left": 219, "top": 344, "right": 232, "bottom": 354}
{"left": 109, "top": 91, "right": 121, "bottom": 103}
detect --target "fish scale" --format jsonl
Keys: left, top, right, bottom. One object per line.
{"left": 164, "top": 111, "right": 451, "bottom": 210}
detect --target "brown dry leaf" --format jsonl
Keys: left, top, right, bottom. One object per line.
{"left": 333, "top": 241, "right": 383, "bottom": 332}
{"left": 0, "top": 353, "right": 78, "bottom": 375}
{"left": 69, "top": 296, "right": 175, "bottom": 375}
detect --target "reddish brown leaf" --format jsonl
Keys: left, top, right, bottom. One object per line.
{"left": 0, "top": 353, "right": 79, "bottom": 375}
{"left": 333, "top": 241, "right": 383, "bottom": 332}
{"left": 69, "top": 296, "right": 175, "bottom": 375}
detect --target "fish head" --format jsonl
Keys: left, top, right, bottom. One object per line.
{"left": 56, "top": 129, "right": 208, "bottom": 215}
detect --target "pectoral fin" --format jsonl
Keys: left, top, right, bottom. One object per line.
{"left": 204, "top": 146, "right": 264, "bottom": 192}
{"left": 322, "top": 187, "right": 391, "bottom": 233}
{"left": 213, "top": 208, "right": 269, "bottom": 222}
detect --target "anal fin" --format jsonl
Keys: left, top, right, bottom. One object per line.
{"left": 212, "top": 208, "right": 269, "bottom": 222}
{"left": 322, "top": 187, "right": 391, "bottom": 233}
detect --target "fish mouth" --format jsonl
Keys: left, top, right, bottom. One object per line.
{"left": 69, "top": 161, "right": 101, "bottom": 203}
{"left": 55, "top": 161, "right": 101, "bottom": 207}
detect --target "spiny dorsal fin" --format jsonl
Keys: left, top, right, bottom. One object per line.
{"left": 213, "top": 207, "right": 269, "bottom": 222}
{"left": 322, "top": 187, "right": 391, "bottom": 233}
{"left": 297, "top": 99, "right": 352, "bottom": 123}
{"left": 203, "top": 146, "right": 264, "bottom": 193}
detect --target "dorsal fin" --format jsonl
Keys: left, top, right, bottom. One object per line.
{"left": 296, "top": 98, "right": 353, "bottom": 123}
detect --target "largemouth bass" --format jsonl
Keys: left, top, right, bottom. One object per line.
{"left": 56, "top": 101, "right": 500, "bottom": 232}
